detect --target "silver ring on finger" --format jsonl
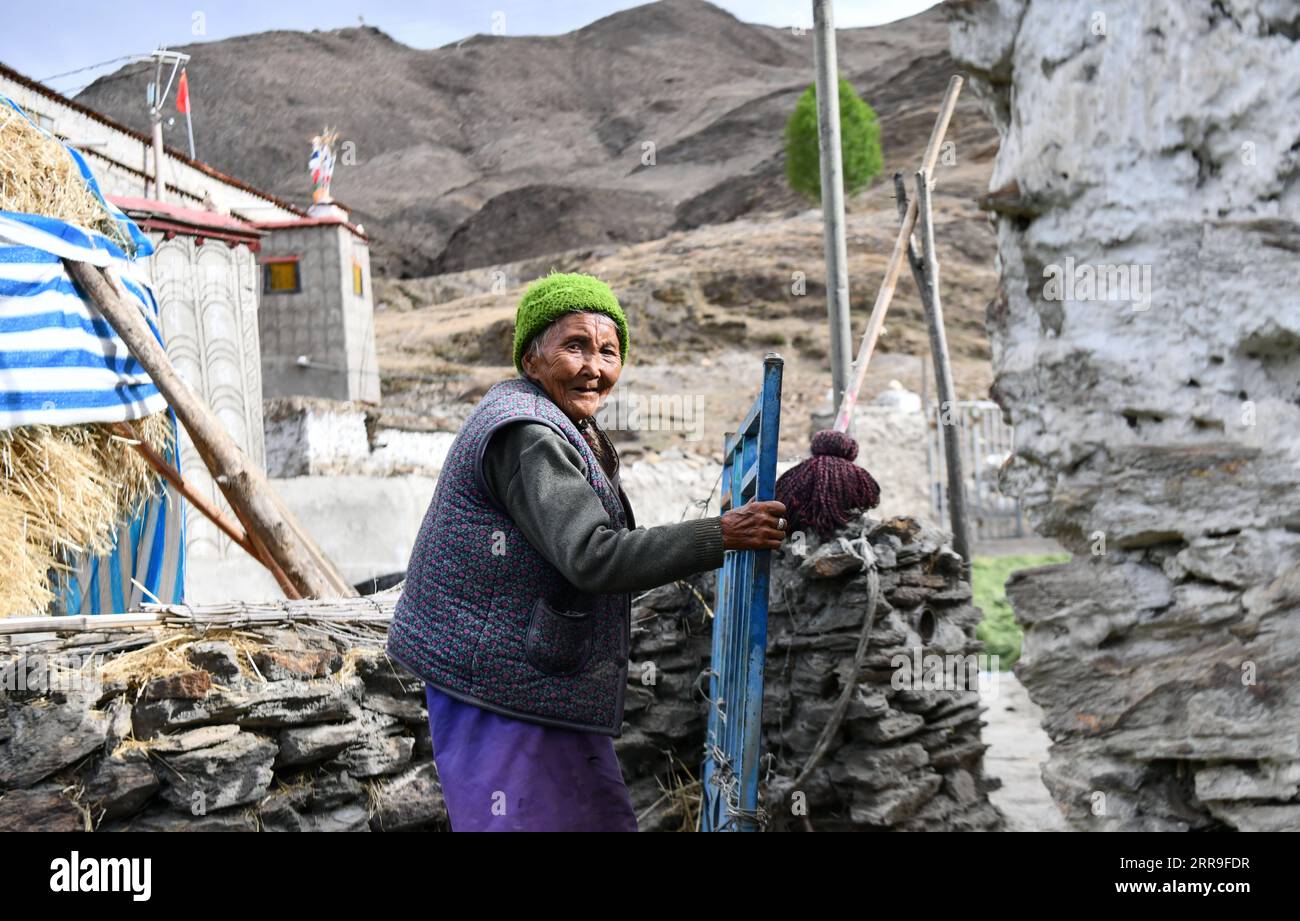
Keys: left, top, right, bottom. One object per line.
{"left": 777, "top": 517, "right": 786, "bottom": 531}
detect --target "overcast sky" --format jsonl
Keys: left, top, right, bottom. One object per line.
{"left": 2, "top": 0, "right": 941, "bottom": 97}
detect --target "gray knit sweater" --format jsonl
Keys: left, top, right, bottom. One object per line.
{"left": 482, "top": 421, "right": 725, "bottom": 594}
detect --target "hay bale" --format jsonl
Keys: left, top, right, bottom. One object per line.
{"left": 0, "top": 102, "right": 132, "bottom": 251}
{"left": 0, "top": 98, "right": 169, "bottom": 613}
{"left": 0, "top": 414, "right": 173, "bottom": 614}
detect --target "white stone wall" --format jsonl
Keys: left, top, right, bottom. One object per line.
{"left": 144, "top": 232, "right": 266, "bottom": 565}
{"left": 183, "top": 474, "right": 439, "bottom": 603}
{"left": 1, "top": 71, "right": 298, "bottom": 222}
{"left": 949, "top": 0, "right": 1300, "bottom": 831}
{"left": 264, "top": 404, "right": 370, "bottom": 477}
{"left": 368, "top": 428, "right": 454, "bottom": 476}
{"left": 263, "top": 400, "right": 453, "bottom": 478}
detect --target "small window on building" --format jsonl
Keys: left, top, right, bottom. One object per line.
{"left": 352, "top": 261, "right": 364, "bottom": 297}
{"left": 263, "top": 258, "right": 301, "bottom": 294}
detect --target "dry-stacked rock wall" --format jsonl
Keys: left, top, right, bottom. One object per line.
{"left": 0, "top": 627, "right": 445, "bottom": 832}
{"left": 1, "top": 516, "right": 1002, "bottom": 831}
{"left": 624, "top": 515, "right": 1003, "bottom": 831}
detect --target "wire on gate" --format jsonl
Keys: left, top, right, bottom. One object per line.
{"left": 704, "top": 741, "right": 771, "bottom": 831}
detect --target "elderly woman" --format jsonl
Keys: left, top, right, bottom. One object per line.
{"left": 387, "top": 271, "right": 786, "bottom": 832}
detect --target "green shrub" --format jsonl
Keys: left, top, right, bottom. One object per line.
{"left": 784, "top": 76, "right": 883, "bottom": 202}
{"left": 971, "top": 553, "right": 1069, "bottom": 669}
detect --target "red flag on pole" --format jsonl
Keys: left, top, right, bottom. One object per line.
{"left": 175, "top": 69, "right": 191, "bottom": 114}
{"left": 176, "top": 68, "right": 195, "bottom": 159}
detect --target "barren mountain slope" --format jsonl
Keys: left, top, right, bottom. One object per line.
{"left": 77, "top": 1, "right": 990, "bottom": 277}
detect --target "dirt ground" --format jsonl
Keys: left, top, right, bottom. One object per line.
{"left": 981, "top": 670, "right": 1069, "bottom": 832}
{"left": 373, "top": 158, "right": 999, "bottom": 462}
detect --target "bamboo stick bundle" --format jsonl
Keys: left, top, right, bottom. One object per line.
{"left": 0, "top": 592, "right": 399, "bottom": 636}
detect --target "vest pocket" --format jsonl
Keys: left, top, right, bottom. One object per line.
{"left": 524, "top": 596, "right": 594, "bottom": 677}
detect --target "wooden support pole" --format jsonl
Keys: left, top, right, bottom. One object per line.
{"left": 832, "top": 75, "right": 963, "bottom": 433}
{"left": 65, "top": 259, "right": 353, "bottom": 598}
{"left": 110, "top": 422, "right": 302, "bottom": 600}
{"left": 894, "top": 173, "right": 942, "bottom": 535}
{"left": 265, "top": 487, "right": 355, "bottom": 597}
{"left": 913, "top": 168, "right": 973, "bottom": 571}
{"left": 111, "top": 422, "right": 255, "bottom": 558}
{"left": 221, "top": 493, "right": 304, "bottom": 600}
{"left": 892, "top": 173, "right": 926, "bottom": 290}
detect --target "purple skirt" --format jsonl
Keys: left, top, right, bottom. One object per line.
{"left": 424, "top": 683, "right": 638, "bottom": 832}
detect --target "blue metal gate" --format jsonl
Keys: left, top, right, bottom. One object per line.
{"left": 701, "top": 352, "right": 783, "bottom": 831}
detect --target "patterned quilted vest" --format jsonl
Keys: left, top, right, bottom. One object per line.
{"left": 386, "top": 376, "right": 634, "bottom": 736}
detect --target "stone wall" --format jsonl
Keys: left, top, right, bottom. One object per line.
{"left": 263, "top": 397, "right": 454, "bottom": 478}
{"left": 149, "top": 231, "right": 267, "bottom": 567}
{"left": 0, "top": 623, "right": 444, "bottom": 832}
{"left": 259, "top": 392, "right": 931, "bottom": 532}
{"left": 0, "top": 516, "right": 1001, "bottom": 831}
{"left": 948, "top": 0, "right": 1300, "bottom": 830}
{"left": 623, "top": 515, "right": 1003, "bottom": 831}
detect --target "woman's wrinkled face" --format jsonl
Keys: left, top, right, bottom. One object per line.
{"left": 522, "top": 312, "right": 623, "bottom": 423}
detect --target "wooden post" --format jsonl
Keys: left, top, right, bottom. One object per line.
{"left": 894, "top": 173, "right": 943, "bottom": 542}
{"left": 65, "top": 259, "right": 354, "bottom": 599}
{"left": 913, "top": 168, "right": 973, "bottom": 571}
{"left": 831, "top": 75, "right": 962, "bottom": 433}
{"left": 112, "top": 422, "right": 255, "bottom": 559}
{"left": 111, "top": 422, "right": 302, "bottom": 599}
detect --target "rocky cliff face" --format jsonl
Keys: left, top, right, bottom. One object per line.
{"left": 948, "top": 0, "right": 1300, "bottom": 830}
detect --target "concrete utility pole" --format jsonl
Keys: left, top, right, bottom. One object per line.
{"left": 812, "top": 0, "right": 853, "bottom": 433}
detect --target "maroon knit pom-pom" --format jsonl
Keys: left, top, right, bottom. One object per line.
{"left": 775, "top": 433, "right": 881, "bottom": 538}
{"left": 810, "top": 429, "right": 858, "bottom": 461}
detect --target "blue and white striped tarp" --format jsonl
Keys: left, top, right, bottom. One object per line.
{"left": 52, "top": 424, "right": 187, "bottom": 614}
{"left": 0, "top": 241, "right": 172, "bottom": 427}
{"left": 0, "top": 97, "right": 166, "bottom": 428}
{"left": 1, "top": 93, "right": 185, "bottom": 612}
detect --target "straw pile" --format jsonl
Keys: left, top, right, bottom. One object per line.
{"left": 0, "top": 97, "right": 170, "bottom": 615}
{"left": 0, "top": 101, "right": 133, "bottom": 252}
{"left": 0, "top": 415, "right": 174, "bottom": 614}
{"left": 97, "top": 626, "right": 274, "bottom": 691}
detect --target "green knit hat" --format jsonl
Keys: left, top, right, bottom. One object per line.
{"left": 513, "top": 271, "right": 629, "bottom": 375}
